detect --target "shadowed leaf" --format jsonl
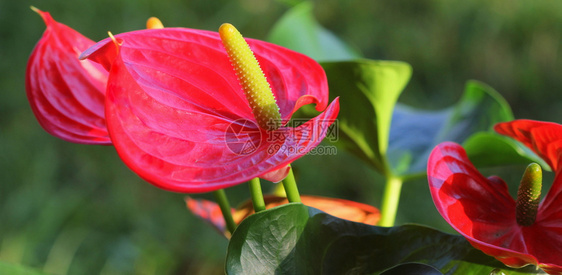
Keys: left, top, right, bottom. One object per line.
{"left": 226, "top": 203, "right": 539, "bottom": 274}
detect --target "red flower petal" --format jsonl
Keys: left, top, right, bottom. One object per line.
{"left": 495, "top": 120, "right": 562, "bottom": 172}
{"left": 494, "top": 120, "right": 562, "bottom": 273}
{"left": 427, "top": 142, "right": 541, "bottom": 268}
{"left": 82, "top": 28, "right": 330, "bottom": 119}
{"left": 495, "top": 120, "right": 562, "bottom": 214}
{"left": 25, "top": 9, "right": 110, "bottom": 144}
{"left": 84, "top": 28, "right": 339, "bottom": 192}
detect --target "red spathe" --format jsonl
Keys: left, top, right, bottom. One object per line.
{"left": 83, "top": 27, "right": 339, "bottom": 193}
{"left": 26, "top": 9, "right": 110, "bottom": 144}
{"left": 428, "top": 120, "right": 562, "bottom": 273}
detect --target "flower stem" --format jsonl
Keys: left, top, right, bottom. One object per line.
{"left": 282, "top": 165, "right": 301, "bottom": 203}
{"left": 249, "top": 178, "right": 266, "bottom": 212}
{"left": 213, "top": 189, "right": 236, "bottom": 234}
{"left": 378, "top": 176, "right": 403, "bottom": 227}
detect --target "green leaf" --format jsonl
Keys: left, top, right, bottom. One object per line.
{"left": 463, "top": 132, "right": 548, "bottom": 170}
{"left": 226, "top": 203, "right": 539, "bottom": 274}
{"left": 315, "top": 60, "right": 413, "bottom": 176}
{"left": 387, "top": 80, "right": 516, "bottom": 177}
{"left": 312, "top": 63, "right": 531, "bottom": 178}
{"left": 0, "top": 261, "right": 49, "bottom": 275}
{"left": 267, "top": 1, "right": 360, "bottom": 61}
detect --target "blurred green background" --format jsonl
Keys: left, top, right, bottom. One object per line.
{"left": 2, "top": 0, "right": 562, "bottom": 274}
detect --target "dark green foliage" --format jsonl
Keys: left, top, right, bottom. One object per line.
{"left": 226, "top": 204, "right": 539, "bottom": 275}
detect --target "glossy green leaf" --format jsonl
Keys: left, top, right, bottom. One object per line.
{"left": 226, "top": 203, "right": 540, "bottom": 274}
{"left": 387, "top": 80, "right": 517, "bottom": 177}
{"left": 0, "top": 261, "right": 49, "bottom": 275}
{"left": 463, "top": 132, "right": 547, "bottom": 170}
{"left": 267, "top": 1, "right": 360, "bottom": 61}
{"left": 316, "top": 60, "right": 412, "bottom": 176}
{"left": 312, "top": 61, "right": 531, "bottom": 178}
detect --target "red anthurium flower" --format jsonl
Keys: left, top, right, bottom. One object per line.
{"left": 186, "top": 195, "right": 380, "bottom": 237}
{"left": 427, "top": 119, "right": 562, "bottom": 273}
{"left": 81, "top": 26, "right": 339, "bottom": 193}
{"left": 25, "top": 8, "right": 110, "bottom": 144}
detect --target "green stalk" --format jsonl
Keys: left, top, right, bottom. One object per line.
{"left": 213, "top": 189, "right": 237, "bottom": 234}
{"left": 249, "top": 177, "right": 266, "bottom": 212}
{"left": 282, "top": 165, "right": 301, "bottom": 203}
{"left": 378, "top": 176, "right": 403, "bottom": 227}
{"left": 272, "top": 181, "right": 286, "bottom": 197}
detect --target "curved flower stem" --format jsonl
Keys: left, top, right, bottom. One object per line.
{"left": 249, "top": 178, "right": 266, "bottom": 212}
{"left": 213, "top": 189, "right": 237, "bottom": 234}
{"left": 378, "top": 176, "right": 404, "bottom": 227}
{"left": 282, "top": 165, "right": 301, "bottom": 203}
